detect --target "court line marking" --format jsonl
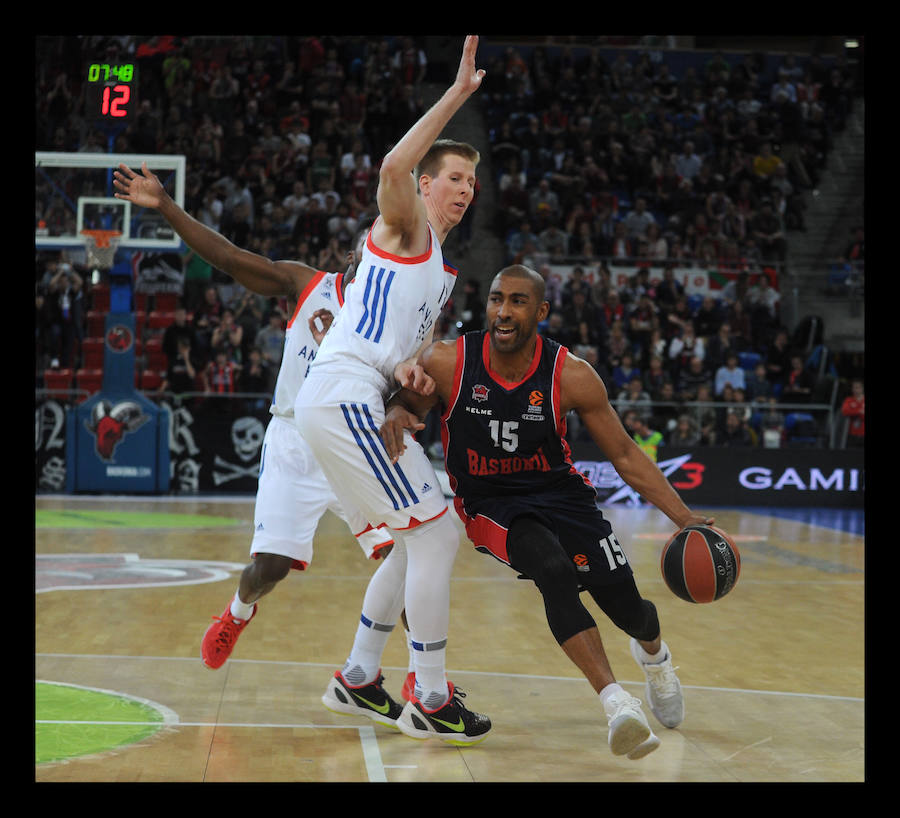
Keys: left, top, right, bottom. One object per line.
{"left": 35, "top": 653, "right": 864, "bottom": 703}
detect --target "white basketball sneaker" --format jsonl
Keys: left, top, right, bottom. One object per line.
{"left": 630, "top": 638, "right": 685, "bottom": 728}
{"left": 603, "top": 689, "right": 652, "bottom": 756}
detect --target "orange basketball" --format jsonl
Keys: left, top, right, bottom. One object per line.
{"left": 660, "top": 524, "right": 741, "bottom": 603}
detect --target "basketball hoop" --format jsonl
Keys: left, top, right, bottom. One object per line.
{"left": 80, "top": 229, "right": 122, "bottom": 271}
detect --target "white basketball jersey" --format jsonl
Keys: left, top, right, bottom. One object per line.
{"left": 270, "top": 270, "right": 347, "bottom": 418}
{"left": 307, "top": 220, "right": 458, "bottom": 397}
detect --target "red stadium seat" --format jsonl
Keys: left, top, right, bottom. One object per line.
{"left": 42, "top": 368, "right": 73, "bottom": 401}
{"left": 81, "top": 337, "right": 105, "bottom": 369}
{"left": 154, "top": 293, "right": 179, "bottom": 312}
{"left": 147, "top": 310, "right": 176, "bottom": 330}
{"left": 90, "top": 284, "right": 110, "bottom": 312}
{"left": 86, "top": 310, "right": 107, "bottom": 338}
{"left": 74, "top": 368, "right": 104, "bottom": 402}
{"left": 140, "top": 369, "right": 164, "bottom": 392}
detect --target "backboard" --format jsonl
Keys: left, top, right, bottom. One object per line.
{"left": 35, "top": 152, "right": 186, "bottom": 252}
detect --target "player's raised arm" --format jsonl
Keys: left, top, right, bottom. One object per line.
{"left": 375, "top": 35, "right": 485, "bottom": 244}
{"left": 113, "top": 161, "right": 316, "bottom": 299}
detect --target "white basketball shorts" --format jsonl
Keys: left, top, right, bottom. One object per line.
{"left": 294, "top": 373, "right": 450, "bottom": 533}
{"left": 251, "top": 415, "right": 393, "bottom": 568}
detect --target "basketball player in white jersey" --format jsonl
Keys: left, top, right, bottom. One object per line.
{"left": 294, "top": 35, "right": 492, "bottom": 744}
{"left": 112, "top": 167, "right": 426, "bottom": 729}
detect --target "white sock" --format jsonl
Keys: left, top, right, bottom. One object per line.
{"left": 343, "top": 542, "right": 407, "bottom": 686}
{"left": 599, "top": 682, "right": 628, "bottom": 709}
{"left": 342, "top": 614, "right": 394, "bottom": 686}
{"left": 402, "top": 512, "right": 459, "bottom": 710}
{"left": 405, "top": 629, "right": 415, "bottom": 674}
{"left": 637, "top": 641, "right": 669, "bottom": 664}
{"left": 230, "top": 592, "right": 255, "bottom": 620}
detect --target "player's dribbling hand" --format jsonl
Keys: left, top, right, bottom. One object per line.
{"left": 380, "top": 406, "right": 425, "bottom": 463}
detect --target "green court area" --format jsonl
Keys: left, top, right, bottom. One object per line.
{"left": 36, "top": 509, "right": 244, "bottom": 529}
{"left": 36, "top": 681, "right": 168, "bottom": 765}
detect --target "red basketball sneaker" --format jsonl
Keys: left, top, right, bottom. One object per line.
{"left": 401, "top": 671, "right": 416, "bottom": 702}
{"left": 201, "top": 602, "right": 257, "bottom": 669}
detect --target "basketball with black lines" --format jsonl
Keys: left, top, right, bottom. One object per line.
{"left": 660, "top": 525, "right": 741, "bottom": 603}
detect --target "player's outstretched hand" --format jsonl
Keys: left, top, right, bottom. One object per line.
{"left": 380, "top": 405, "right": 425, "bottom": 463}
{"left": 455, "top": 35, "right": 486, "bottom": 96}
{"left": 113, "top": 161, "right": 165, "bottom": 209}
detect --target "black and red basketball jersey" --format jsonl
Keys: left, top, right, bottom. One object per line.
{"left": 440, "top": 331, "right": 596, "bottom": 506}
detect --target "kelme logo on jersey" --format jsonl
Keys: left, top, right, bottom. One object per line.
{"left": 472, "top": 384, "right": 490, "bottom": 402}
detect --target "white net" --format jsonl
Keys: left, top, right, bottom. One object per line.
{"left": 81, "top": 230, "right": 121, "bottom": 270}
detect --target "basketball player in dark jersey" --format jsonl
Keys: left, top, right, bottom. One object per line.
{"left": 379, "top": 264, "right": 720, "bottom": 759}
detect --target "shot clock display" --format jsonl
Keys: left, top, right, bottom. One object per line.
{"left": 85, "top": 62, "right": 138, "bottom": 123}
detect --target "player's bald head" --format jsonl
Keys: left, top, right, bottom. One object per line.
{"left": 492, "top": 265, "right": 546, "bottom": 302}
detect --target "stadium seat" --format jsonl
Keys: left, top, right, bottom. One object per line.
{"left": 147, "top": 310, "right": 176, "bottom": 330}
{"left": 42, "top": 368, "right": 73, "bottom": 401}
{"left": 143, "top": 335, "right": 168, "bottom": 371}
{"left": 738, "top": 351, "right": 762, "bottom": 371}
{"left": 85, "top": 310, "right": 107, "bottom": 338}
{"left": 784, "top": 412, "right": 818, "bottom": 447}
{"left": 81, "top": 337, "right": 105, "bottom": 369}
{"left": 90, "top": 284, "right": 110, "bottom": 312}
{"left": 154, "top": 293, "right": 179, "bottom": 312}
{"left": 74, "top": 368, "right": 104, "bottom": 402}
{"left": 139, "top": 369, "right": 164, "bottom": 391}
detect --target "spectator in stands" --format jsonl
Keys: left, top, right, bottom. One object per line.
{"left": 668, "top": 320, "right": 705, "bottom": 378}
{"left": 763, "top": 328, "right": 792, "bottom": 392}
{"left": 253, "top": 309, "right": 284, "bottom": 372}
{"left": 718, "top": 408, "right": 754, "bottom": 447}
{"left": 209, "top": 307, "right": 245, "bottom": 365}
{"left": 47, "top": 263, "right": 85, "bottom": 370}
{"left": 840, "top": 378, "right": 864, "bottom": 448}
{"left": 161, "top": 305, "right": 198, "bottom": 367}
{"left": 746, "top": 362, "right": 774, "bottom": 403}
{"left": 203, "top": 347, "right": 242, "bottom": 398}
{"left": 714, "top": 352, "right": 746, "bottom": 397}
{"left": 160, "top": 336, "right": 200, "bottom": 396}
{"left": 612, "top": 351, "right": 641, "bottom": 393}
{"left": 541, "top": 310, "right": 572, "bottom": 348}
{"left": 239, "top": 345, "right": 271, "bottom": 408}
{"left": 616, "top": 375, "right": 653, "bottom": 421}
{"left": 780, "top": 354, "right": 814, "bottom": 403}
{"left": 673, "top": 140, "right": 703, "bottom": 182}
{"left": 668, "top": 414, "right": 701, "bottom": 447}
{"left": 676, "top": 355, "right": 712, "bottom": 402}
{"left": 642, "top": 354, "right": 671, "bottom": 400}
{"left": 622, "top": 196, "right": 657, "bottom": 242}
{"left": 750, "top": 200, "right": 787, "bottom": 263}
{"left": 192, "top": 284, "right": 225, "bottom": 363}
{"left": 706, "top": 320, "right": 737, "bottom": 370}
{"left": 621, "top": 409, "right": 664, "bottom": 462}
{"left": 692, "top": 295, "right": 722, "bottom": 340}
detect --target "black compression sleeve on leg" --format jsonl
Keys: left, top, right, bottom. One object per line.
{"left": 507, "top": 516, "right": 597, "bottom": 645}
{"left": 585, "top": 576, "right": 660, "bottom": 643}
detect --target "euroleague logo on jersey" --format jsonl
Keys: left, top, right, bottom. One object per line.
{"left": 529, "top": 390, "right": 543, "bottom": 406}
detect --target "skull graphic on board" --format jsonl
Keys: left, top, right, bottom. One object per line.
{"left": 231, "top": 416, "right": 265, "bottom": 462}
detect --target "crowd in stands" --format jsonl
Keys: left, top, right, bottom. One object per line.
{"left": 35, "top": 35, "right": 863, "bottom": 449}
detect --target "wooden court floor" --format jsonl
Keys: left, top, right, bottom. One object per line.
{"left": 35, "top": 494, "right": 865, "bottom": 783}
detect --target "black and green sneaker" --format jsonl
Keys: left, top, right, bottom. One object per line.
{"left": 396, "top": 682, "right": 491, "bottom": 746}
{"left": 321, "top": 670, "right": 403, "bottom": 729}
